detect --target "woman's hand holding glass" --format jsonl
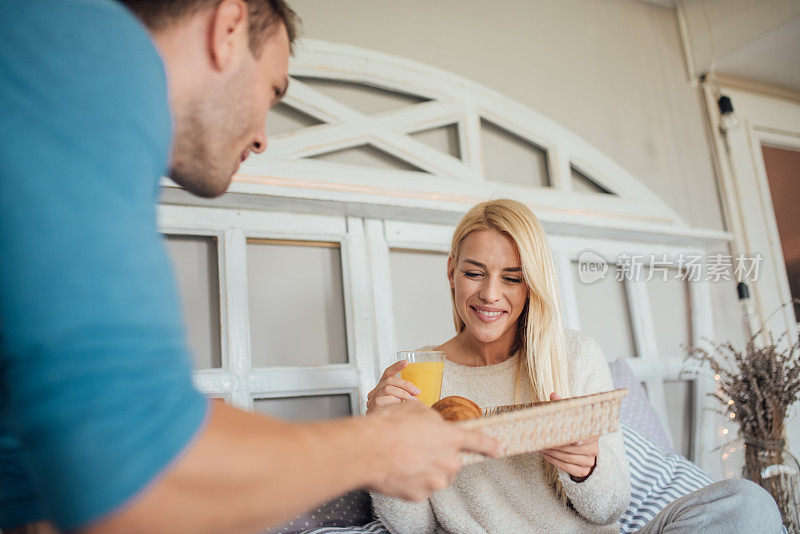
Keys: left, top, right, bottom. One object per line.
{"left": 539, "top": 393, "right": 599, "bottom": 481}
{"left": 366, "top": 360, "right": 422, "bottom": 414}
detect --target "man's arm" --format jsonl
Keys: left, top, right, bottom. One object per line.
{"left": 89, "top": 401, "right": 499, "bottom": 534}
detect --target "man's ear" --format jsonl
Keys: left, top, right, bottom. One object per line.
{"left": 208, "top": 0, "right": 249, "bottom": 72}
{"left": 447, "top": 255, "right": 456, "bottom": 289}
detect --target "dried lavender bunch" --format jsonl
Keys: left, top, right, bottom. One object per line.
{"left": 685, "top": 329, "right": 800, "bottom": 442}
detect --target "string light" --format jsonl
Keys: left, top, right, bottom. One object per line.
{"left": 728, "top": 399, "right": 734, "bottom": 405}
{"left": 722, "top": 428, "right": 729, "bottom": 435}
{"left": 714, "top": 374, "right": 721, "bottom": 381}
{"left": 729, "top": 412, "right": 736, "bottom": 419}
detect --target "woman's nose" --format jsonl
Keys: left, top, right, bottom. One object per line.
{"left": 478, "top": 277, "right": 502, "bottom": 302}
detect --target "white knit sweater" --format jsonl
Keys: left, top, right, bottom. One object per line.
{"left": 372, "top": 330, "right": 630, "bottom": 534}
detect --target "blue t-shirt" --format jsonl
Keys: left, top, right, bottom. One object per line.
{"left": 0, "top": 0, "right": 209, "bottom": 529}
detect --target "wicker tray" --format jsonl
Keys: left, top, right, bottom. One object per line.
{"left": 458, "top": 388, "right": 628, "bottom": 465}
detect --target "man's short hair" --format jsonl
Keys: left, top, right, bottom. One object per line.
{"left": 120, "top": 0, "right": 299, "bottom": 55}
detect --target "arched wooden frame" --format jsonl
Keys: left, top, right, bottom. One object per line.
{"left": 159, "top": 39, "right": 734, "bottom": 470}
{"left": 164, "top": 39, "right": 727, "bottom": 244}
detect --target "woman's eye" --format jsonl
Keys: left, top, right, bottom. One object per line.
{"left": 464, "top": 271, "right": 482, "bottom": 279}
{"left": 504, "top": 277, "right": 522, "bottom": 284}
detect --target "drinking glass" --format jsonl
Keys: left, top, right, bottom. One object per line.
{"left": 397, "top": 350, "right": 445, "bottom": 407}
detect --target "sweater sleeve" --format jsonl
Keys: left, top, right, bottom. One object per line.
{"left": 557, "top": 332, "right": 630, "bottom": 525}
{"left": 371, "top": 492, "right": 436, "bottom": 534}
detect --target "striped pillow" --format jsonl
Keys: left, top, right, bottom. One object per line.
{"left": 619, "top": 423, "right": 715, "bottom": 533}
{"left": 286, "top": 520, "right": 390, "bottom": 534}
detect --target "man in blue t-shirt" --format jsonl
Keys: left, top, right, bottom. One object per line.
{"left": 0, "top": 1, "right": 500, "bottom": 532}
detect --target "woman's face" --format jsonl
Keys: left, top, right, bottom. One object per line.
{"left": 449, "top": 229, "right": 529, "bottom": 346}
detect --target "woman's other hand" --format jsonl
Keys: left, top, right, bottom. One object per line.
{"left": 539, "top": 393, "right": 599, "bottom": 481}
{"left": 366, "top": 360, "right": 422, "bottom": 414}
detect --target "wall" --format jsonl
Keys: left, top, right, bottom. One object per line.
{"left": 287, "top": 0, "right": 746, "bottom": 353}
{"left": 680, "top": 0, "right": 800, "bottom": 77}
{"left": 289, "top": 0, "right": 724, "bottom": 231}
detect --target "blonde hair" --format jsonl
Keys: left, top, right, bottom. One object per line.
{"left": 449, "top": 199, "right": 571, "bottom": 495}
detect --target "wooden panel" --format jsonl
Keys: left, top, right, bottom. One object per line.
{"left": 164, "top": 235, "right": 222, "bottom": 369}
{"left": 247, "top": 240, "right": 348, "bottom": 368}
{"left": 266, "top": 102, "right": 324, "bottom": 136}
{"left": 254, "top": 394, "right": 352, "bottom": 422}
{"left": 293, "top": 76, "right": 427, "bottom": 114}
{"left": 571, "top": 166, "right": 614, "bottom": 195}
{"left": 311, "top": 144, "right": 426, "bottom": 172}
{"left": 645, "top": 270, "right": 693, "bottom": 358}
{"left": 410, "top": 124, "right": 461, "bottom": 159}
{"left": 390, "top": 249, "right": 454, "bottom": 352}
{"left": 570, "top": 262, "right": 636, "bottom": 360}
{"left": 664, "top": 379, "right": 695, "bottom": 460}
{"left": 481, "top": 118, "right": 550, "bottom": 188}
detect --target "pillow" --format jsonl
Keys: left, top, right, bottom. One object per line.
{"left": 609, "top": 358, "right": 674, "bottom": 453}
{"left": 286, "top": 521, "right": 390, "bottom": 534}
{"left": 265, "top": 490, "right": 374, "bottom": 534}
{"left": 618, "top": 423, "right": 715, "bottom": 533}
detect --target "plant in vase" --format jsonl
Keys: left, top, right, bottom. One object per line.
{"left": 685, "top": 325, "right": 800, "bottom": 533}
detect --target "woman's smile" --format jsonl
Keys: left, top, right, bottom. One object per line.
{"left": 470, "top": 305, "right": 508, "bottom": 323}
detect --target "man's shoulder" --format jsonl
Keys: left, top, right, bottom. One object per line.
{"left": 0, "top": 0, "right": 142, "bottom": 30}
{"left": 1, "top": 0, "right": 148, "bottom": 44}
{"left": 0, "top": 0, "right": 166, "bottom": 99}
{"left": 0, "top": 0, "right": 172, "bottom": 194}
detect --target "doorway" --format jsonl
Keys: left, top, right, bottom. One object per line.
{"left": 761, "top": 146, "right": 800, "bottom": 322}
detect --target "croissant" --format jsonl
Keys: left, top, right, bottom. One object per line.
{"left": 431, "top": 396, "right": 483, "bottom": 422}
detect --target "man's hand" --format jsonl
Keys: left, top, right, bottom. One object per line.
{"left": 540, "top": 393, "right": 599, "bottom": 481}
{"left": 365, "top": 401, "right": 501, "bottom": 501}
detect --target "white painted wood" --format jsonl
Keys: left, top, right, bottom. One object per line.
{"left": 343, "top": 217, "right": 378, "bottom": 414}
{"left": 223, "top": 228, "right": 253, "bottom": 410}
{"left": 153, "top": 39, "right": 743, "bottom": 466}
{"left": 744, "top": 127, "right": 800, "bottom": 337}
{"left": 460, "top": 109, "right": 484, "bottom": 176}
{"left": 158, "top": 39, "right": 706, "bottom": 237}
{"left": 704, "top": 86, "right": 800, "bottom": 458}
{"left": 365, "top": 219, "right": 398, "bottom": 376}
{"left": 248, "top": 367, "right": 360, "bottom": 397}
{"left": 554, "top": 253, "right": 582, "bottom": 331}
{"left": 689, "top": 278, "right": 718, "bottom": 468}
{"left": 704, "top": 85, "right": 799, "bottom": 342}
{"left": 158, "top": 226, "right": 228, "bottom": 371}
{"left": 193, "top": 370, "right": 234, "bottom": 396}
{"left": 384, "top": 220, "right": 453, "bottom": 252}
{"left": 160, "top": 204, "right": 371, "bottom": 417}
{"left": 158, "top": 204, "right": 347, "bottom": 237}
{"left": 625, "top": 279, "right": 677, "bottom": 449}
{"left": 549, "top": 145, "right": 574, "bottom": 192}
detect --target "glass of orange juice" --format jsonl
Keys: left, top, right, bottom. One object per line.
{"left": 398, "top": 350, "right": 445, "bottom": 407}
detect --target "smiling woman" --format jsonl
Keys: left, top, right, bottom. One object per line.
{"left": 448, "top": 230, "right": 528, "bottom": 357}
{"left": 366, "top": 199, "right": 631, "bottom": 534}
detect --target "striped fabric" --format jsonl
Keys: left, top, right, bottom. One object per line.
{"left": 290, "top": 520, "right": 389, "bottom": 534}
{"left": 619, "top": 423, "right": 715, "bottom": 533}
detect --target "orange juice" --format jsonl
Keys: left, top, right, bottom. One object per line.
{"left": 401, "top": 361, "right": 445, "bottom": 407}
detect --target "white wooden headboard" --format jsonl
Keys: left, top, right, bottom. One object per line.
{"left": 159, "top": 39, "right": 730, "bottom": 470}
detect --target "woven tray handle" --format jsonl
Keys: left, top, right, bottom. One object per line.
{"left": 460, "top": 388, "right": 628, "bottom": 465}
